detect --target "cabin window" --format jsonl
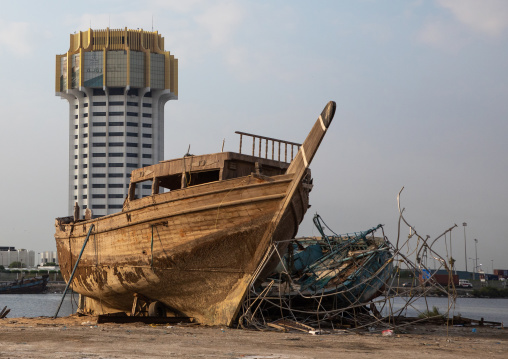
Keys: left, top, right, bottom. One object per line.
{"left": 158, "top": 174, "right": 182, "bottom": 192}
{"left": 185, "top": 170, "right": 220, "bottom": 187}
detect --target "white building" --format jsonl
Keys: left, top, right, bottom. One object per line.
{"left": 0, "top": 249, "right": 36, "bottom": 268}
{"left": 40, "top": 251, "right": 59, "bottom": 266}
{"left": 56, "top": 28, "right": 178, "bottom": 218}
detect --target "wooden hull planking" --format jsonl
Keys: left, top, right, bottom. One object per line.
{"left": 56, "top": 173, "right": 310, "bottom": 325}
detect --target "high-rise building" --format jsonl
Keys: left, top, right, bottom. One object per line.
{"left": 56, "top": 28, "right": 178, "bottom": 218}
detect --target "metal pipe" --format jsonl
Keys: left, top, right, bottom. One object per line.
{"left": 463, "top": 222, "right": 467, "bottom": 273}
{"left": 53, "top": 224, "right": 95, "bottom": 319}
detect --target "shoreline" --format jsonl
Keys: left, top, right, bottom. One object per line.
{"left": 0, "top": 315, "right": 506, "bottom": 358}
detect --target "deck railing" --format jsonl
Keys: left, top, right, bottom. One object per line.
{"left": 235, "top": 131, "right": 301, "bottom": 163}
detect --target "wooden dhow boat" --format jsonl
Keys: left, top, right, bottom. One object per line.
{"left": 55, "top": 101, "right": 336, "bottom": 326}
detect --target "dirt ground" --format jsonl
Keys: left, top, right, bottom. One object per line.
{"left": 0, "top": 315, "right": 506, "bottom": 358}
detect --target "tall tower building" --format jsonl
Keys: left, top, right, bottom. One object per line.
{"left": 56, "top": 28, "right": 178, "bottom": 218}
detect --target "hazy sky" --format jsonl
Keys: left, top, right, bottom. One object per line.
{"left": 0, "top": 0, "right": 506, "bottom": 271}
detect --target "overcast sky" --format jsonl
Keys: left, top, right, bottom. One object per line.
{"left": 0, "top": 0, "right": 506, "bottom": 271}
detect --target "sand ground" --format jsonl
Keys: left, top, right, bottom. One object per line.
{"left": 0, "top": 315, "right": 506, "bottom": 358}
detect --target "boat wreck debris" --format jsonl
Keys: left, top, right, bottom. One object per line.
{"left": 0, "top": 306, "right": 10, "bottom": 318}
{"left": 237, "top": 188, "right": 464, "bottom": 333}
{"left": 55, "top": 101, "right": 337, "bottom": 326}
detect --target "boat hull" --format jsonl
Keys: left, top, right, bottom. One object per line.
{"left": 55, "top": 173, "right": 310, "bottom": 325}
{"left": 0, "top": 275, "right": 49, "bottom": 294}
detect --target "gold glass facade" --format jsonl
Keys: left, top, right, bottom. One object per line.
{"left": 55, "top": 27, "right": 178, "bottom": 94}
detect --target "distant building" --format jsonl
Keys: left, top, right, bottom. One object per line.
{"left": 494, "top": 269, "right": 508, "bottom": 279}
{"left": 0, "top": 248, "right": 35, "bottom": 268}
{"left": 55, "top": 27, "right": 178, "bottom": 218}
{"left": 40, "top": 251, "right": 59, "bottom": 266}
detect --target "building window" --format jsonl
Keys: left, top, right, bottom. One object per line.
{"left": 75, "top": 125, "right": 79, "bottom": 129}
{"left": 143, "top": 144, "right": 152, "bottom": 148}
{"left": 74, "top": 165, "right": 78, "bottom": 169}
{"left": 83, "top": 184, "right": 88, "bottom": 189}
{"left": 92, "top": 204, "right": 106, "bottom": 209}
{"left": 109, "top": 122, "right": 124, "bottom": 126}
{"left": 127, "top": 112, "right": 138, "bottom": 116}
{"left": 83, "top": 144, "right": 88, "bottom": 148}
{"left": 74, "top": 145, "right": 78, "bottom": 149}
{"left": 92, "top": 194, "right": 106, "bottom": 198}
{"left": 126, "top": 153, "right": 138, "bottom": 158}
{"left": 84, "top": 113, "right": 88, "bottom": 118}
{"left": 109, "top": 173, "right": 123, "bottom": 178}
{"left": 74, "top": 185, "right": 77, "bottom": 189}
{"left": 109, "top": 153, "right": 123, "bottom": 157}
{"left": 109, "top": 183, "right": 124, "bottom": 188}
{"left": 84, "top": 103, "right": 89, "bottom": 107}
{"left": 93, "top": 143, "right": 106, "bottom": 147}
{"left": 74, "top": 175, "right": 77, "bottom": 179}
{"left": 74, "top": 196, "right": 77, "bottom": 200}
{"left": 126, "top": 163, "right": 138, "bottom": 168}
{"left": 83, "top": 154, "right": 88, "bottom": 158}
{"left": 93, "top": 132, "right": 106, "bottom": 137}
{"left": 92, "top": 89, "right": 106, "bottom": 96}
{"left": 83, "top": 134, "right": 88, "bottom": 138}
{"left": 109, "top": 88, "right": 124, "bottom": 96}
{"left": 110, "top": 101, "right": 124, "bottom": 106}
{"left": 83, "top": 164, "right": 88, "bottom": 168}
{"left": 74, "top": 115, "right": 78, "bottom": 119}
{"left": 142, "top": 185, "right": 152, "bottom": 189}
{"left": 109, "top": 112, "right": 124, "bottom": 116}
{"left": 108, "top": 204, "right": 123, "bottom": 209}
{"left": 142, "top": 113, "right": 152, "bottom": 118}
{"left": 92, "top": 163, "right": 106, "bottom": 168}
{"left": 92, "top": 173, "right": 106, "bottom": 178}
{"left": 109, "top": 163, "right": 124, "bottom": 167}
{"left": 74, "top": 155, "right": 78, "bottom": 159}
{"left": 109, "top": 142, "right": 124, "bottom": 147}
{"left": 83, "top": 174, "right": 88, "bottom": 178}
{"left": 142, "top": 154, "right": 152, "bottom": 159}
{"left": 127, "top": 101, "right": 138, "bottom": 107}
{"left": 93, "top": 122, "right": 106, "bottom": 127}
{"left": 75, "top": 105, "right": 78, "bottom": 109}
{"left": 127, "top": 122, "right": 138, "bottom": 127}
{"left": 92, "top": 184, "right": 106, "bottom": 188}
{"left": 142, "top": 133, "right": 152, "bottom": 138}
{"left": 83, "top": 123, "right": 88, "bottom": 127}
{"left": 142, "top": 103, "right": 152, "bottom": 108}
{"left": 142, "top": 123, "right": 152, "bottom": 128}
{"left": 127, "top": 132, "right": 138, "bottom": 137}
{"left": 93, "top": 153, "right": 106, "bottom": 157}
{"left": 127, "top": 143, "right": 138, "bottom": 147}
{"left": 109, "top": 194, "right": 124, "bottom": 198}
{"left": 82, "top": 195, "right": 87, "bottom": 199}
{"left": 93, "top": 102, "right": 106, "bottom": 106}
{"left": 74, "top": 135, "right": 78, "bottom": 139}
{"left": 109, "top": 132, "right": 124, "bottom": 136}
{"left": 93, "top": 112, "right": 106, "bottom": 116}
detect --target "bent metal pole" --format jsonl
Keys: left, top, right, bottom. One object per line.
{"left": 53, "top": 224, "right": 95, "bottom": 319}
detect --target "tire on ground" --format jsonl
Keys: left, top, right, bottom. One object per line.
{"left": 148, "top": 301, "right": 167, "bottom": 317}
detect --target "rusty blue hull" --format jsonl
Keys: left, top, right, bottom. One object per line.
{"left": 0, "top": 275, "right": 49, "bottom": 294}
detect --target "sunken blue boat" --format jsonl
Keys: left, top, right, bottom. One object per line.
{"left": 262, "top": 215, "right": 393, "bottom": 308}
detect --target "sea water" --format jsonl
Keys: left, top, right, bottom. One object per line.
{"left": 1, "top": 293, "right": 507, "bottom": 324}
{"left": 0, "top": 293, "right": 75, "bottom": 318}
{"left": 383, "top": 296, "right": 508, "bottom": 324}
